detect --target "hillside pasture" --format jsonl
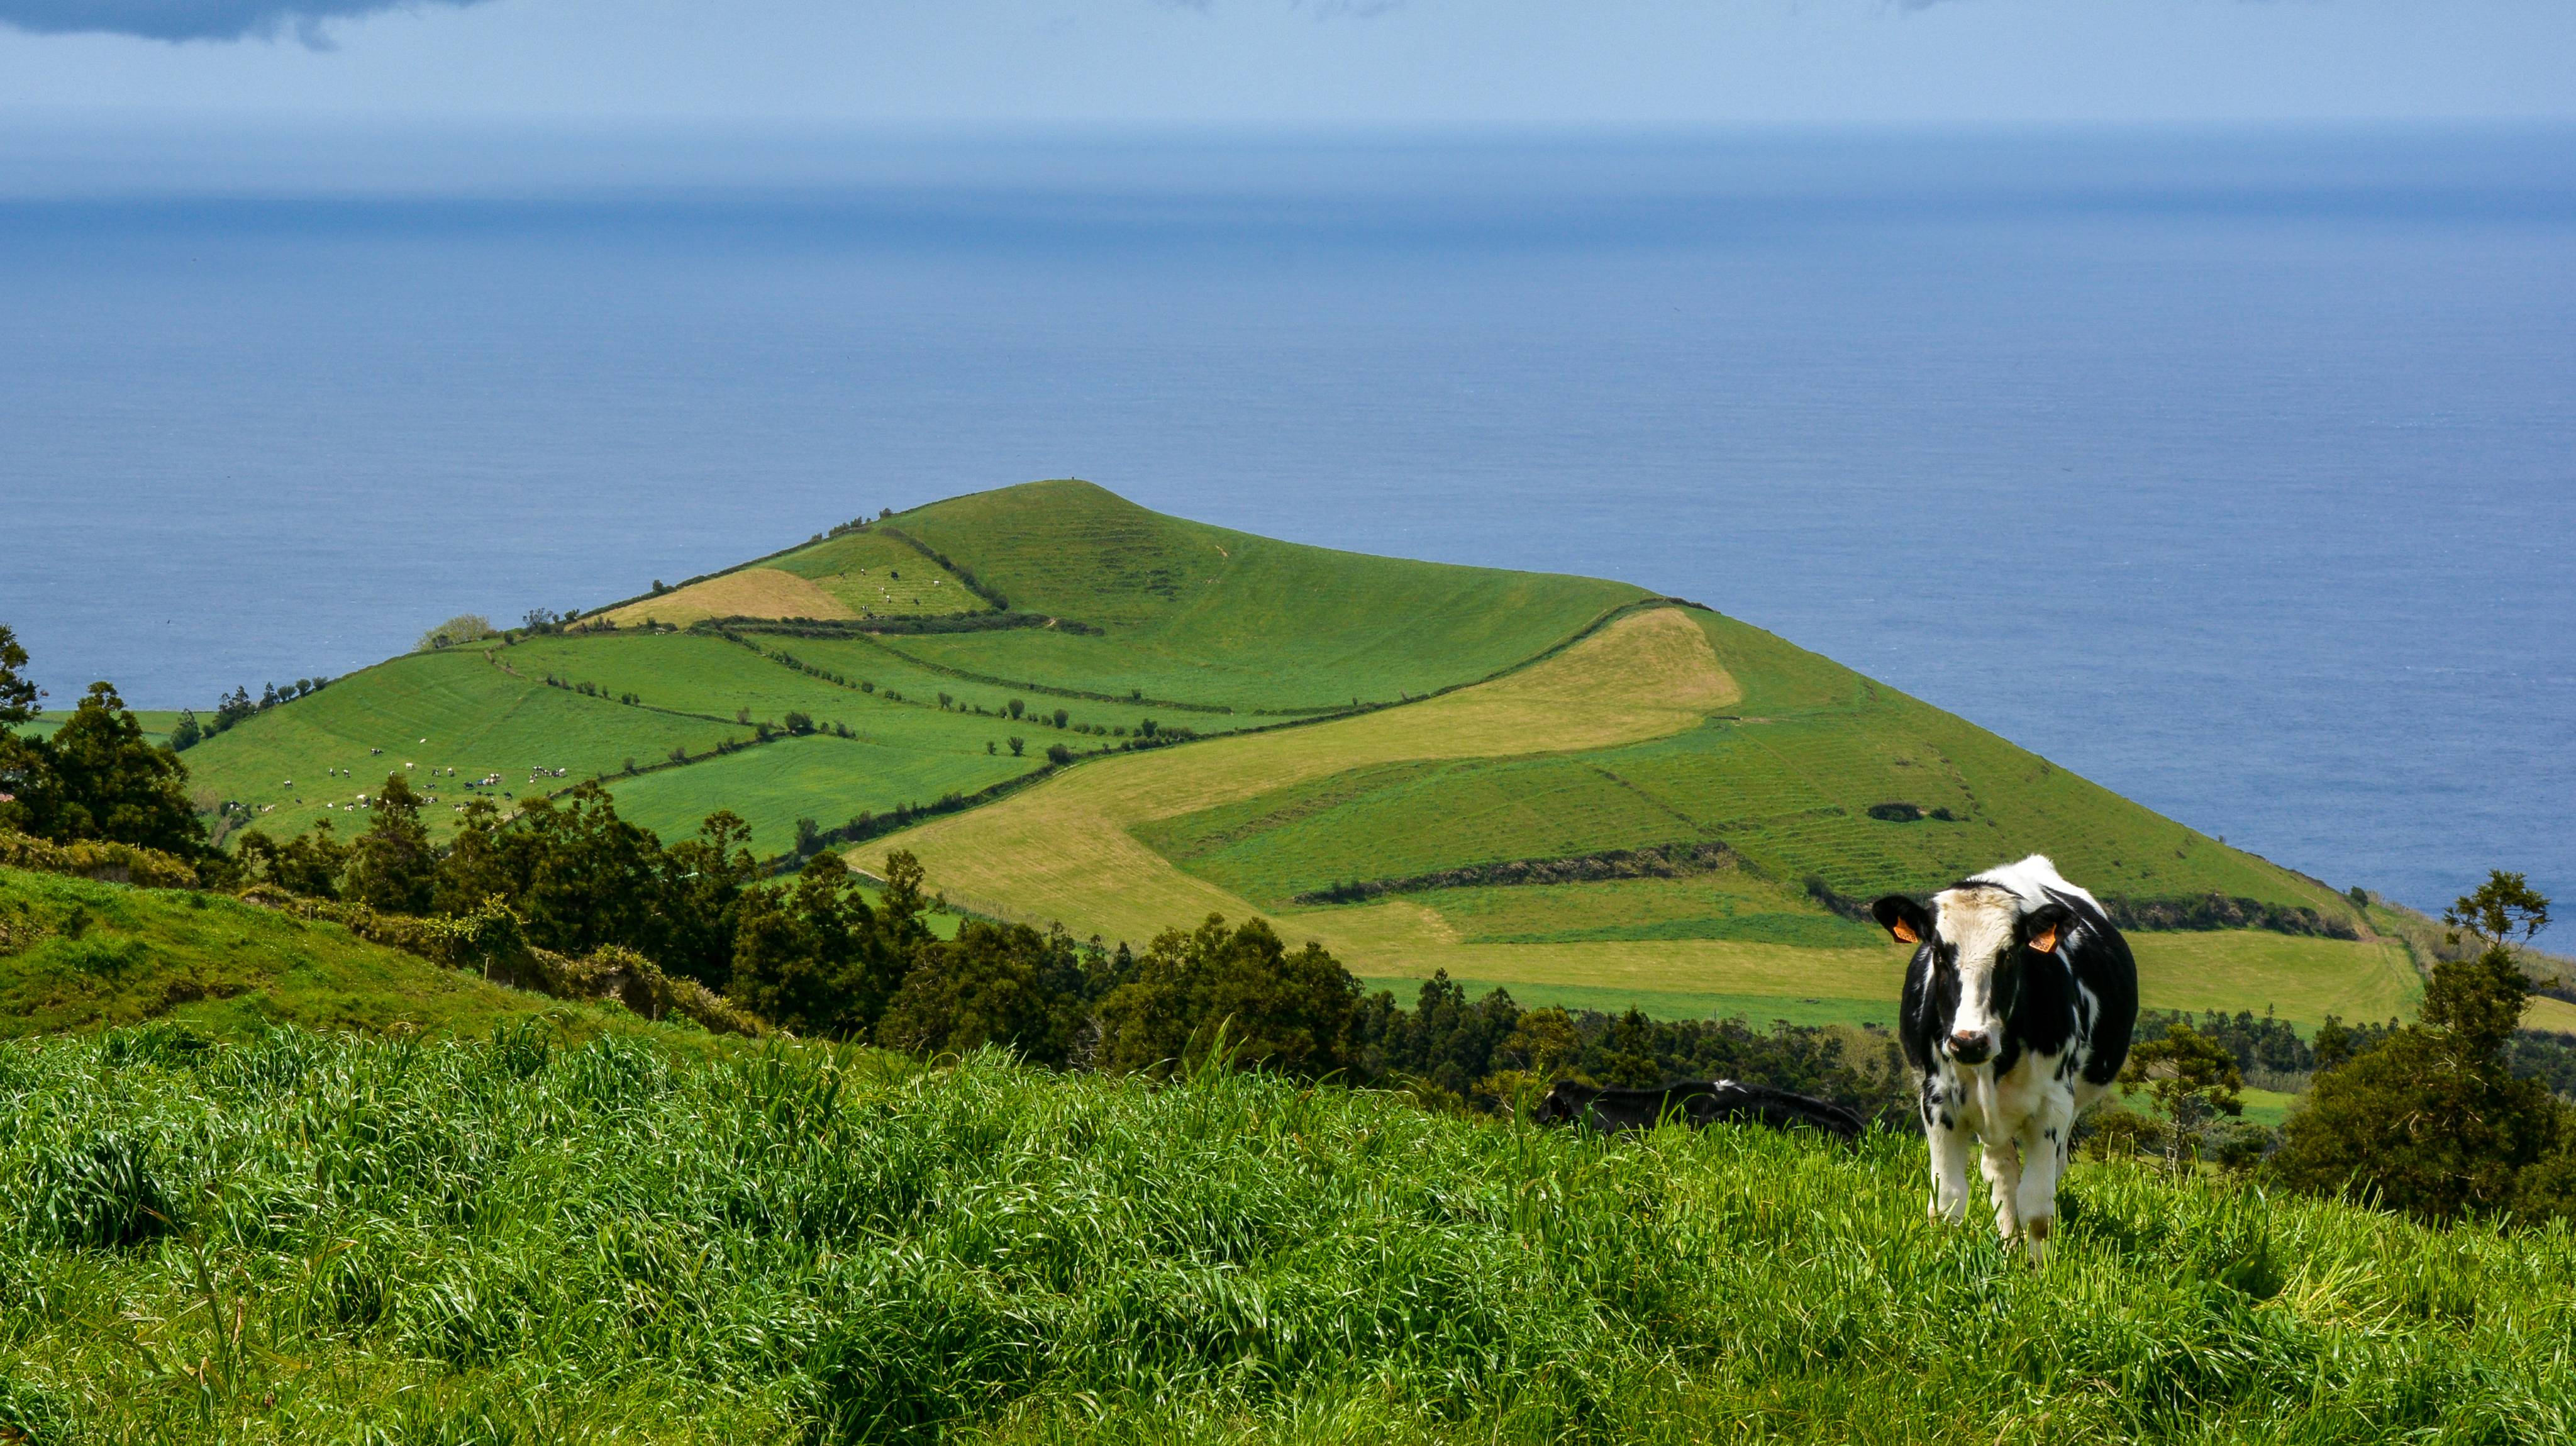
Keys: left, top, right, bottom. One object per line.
{"left": 777, "top": 632, "right": 1264, "bottom": 733}
{"left": 1340, "top": 924, "right": 2420, "bottom": 1030}
{"left": 596, "top": 567, "right": 854, "bottom": 628}
{"left": 597, "top": 731, "right": 1035, "bottom": 856}
{"left": 881, "top": 478, "right": 1648, "bottom": 711}
{"left": 877, "top": 603, "right": 2385, "bottom": 1028}
{"left": 11, "top": 709, "right": 184, "bottom": 747}
{"left": 1137, "top": 631, "right": 2357, "bottom": 918}
{"left": 877, "top": 606, "right": 1737, "bottom": 943}
{"left": 502, "top": 631, "right": 1015, "bottom": 742}
{"left": 767, "top": 527, "right": 986, "bottom": 616}
{"left": 1420, "top": 875, "right": 1890, "bottom": 948}
{"left": 6, "top": 1032, "right": 2572, "bottom": 1442}
{"left": 174, "top": 648, "right": 744, "bottom": 842}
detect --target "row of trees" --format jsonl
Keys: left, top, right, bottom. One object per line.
{"left": 228, "top": 764, "right": 1902, "bottom": 1113}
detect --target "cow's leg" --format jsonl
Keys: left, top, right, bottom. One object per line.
{"left": 1979, "top": 1132, "right": 2024, "bottom": 1241}
{"left": 2013, "top": 1090, "right": 2077, "bottom": 1264}
{"left": 1921, "top": 1076, "right": 1973, "bottom": 1223}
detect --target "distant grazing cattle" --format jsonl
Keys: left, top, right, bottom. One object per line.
{"left": 1535, "top": 1079, "right": 1864, "bottom": 1141}
{"left": 1872, "top": 854, "right": 2138, "bottom": 1262}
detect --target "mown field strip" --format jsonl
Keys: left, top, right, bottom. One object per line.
{"left": 1353, "top": 928, "right": 2421, "bottom": 1029}
{"left": 875, "top": 607, "right": 1737, "bottom": 943}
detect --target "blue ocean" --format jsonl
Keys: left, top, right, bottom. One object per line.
{"left": 2, "top": 121, "right": 2569, "bottom": 915}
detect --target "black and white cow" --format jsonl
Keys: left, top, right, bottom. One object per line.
{"left": 1871, "top": 855, "right": 2137, "bottom": 1261}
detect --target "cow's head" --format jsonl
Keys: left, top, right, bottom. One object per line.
{"left": 1870, "top": 887, "right": 2074, "bottom": 1067}
{"left": 1533, "top": 1081, "right": 1594, "bottom": 1126}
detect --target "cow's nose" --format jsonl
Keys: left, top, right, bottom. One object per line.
{"left": 1948, "top": 1030, "right": 1992, "bottom": 1064}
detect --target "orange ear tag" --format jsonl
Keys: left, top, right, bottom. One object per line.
{"left": 2029, "top": 926, "right": 2060, "bottom": 955}
{"left": 1892, "top": 920, "right": 1919, "bottom": 945}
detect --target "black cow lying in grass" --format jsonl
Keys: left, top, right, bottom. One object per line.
{"left": 1535, "top": 1079, "right": 1865, "bottom": 1140}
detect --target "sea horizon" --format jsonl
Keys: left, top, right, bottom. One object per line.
{"left": 4, "top": 117, "right": 2569, "bottom": 915}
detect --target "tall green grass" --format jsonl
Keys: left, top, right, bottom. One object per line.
{"left": 3, "top": 1024, "right": 2569, "bottom": 1443}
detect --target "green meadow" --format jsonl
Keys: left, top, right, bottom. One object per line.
{"left": 878, "top": 479, "right": 1647, "bottom": 712}
{"left": 4, "top": 1027, "right": 2572, "bottom": 1443}
{"left": 12, "top": 709, "right": 184, "bottom": 748}
{"left": 603, "top": 731, "right": 1033, "bottom": 856}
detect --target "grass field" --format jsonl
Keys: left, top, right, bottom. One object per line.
{"left": 871, "top": 479, "right": 1650, "bottom": 712}
{"left": 875, "top": 602, "right": 2380, "bottom": 1026}
{"left": 502, "top": 631, "right": 1029, "bottom": 747}
{"left": 881, "top": 607, "right": 1736, "bottom": 940}
{"left": 599, "top": 731, "right": 1034, "bottom": 856}
{"left": 769, "top": 527, "right": 987, "bottom": 616}
{"left": 11, "top": 709, "right": 184, "bottom": 748}
{"left": 596, "top": 567, "right": 858, "bottom": 628}
{"left": 5, "top": 1028, "right": 2570, "bottom": 1443}
{"left": 172, "top": 648, "right": 749, "bottom": 842}
{"left": 1339, "top": 924, "right": 2419, "bottom": 1032}
{"left": 0, "top": 866, "right": 647, "bottom": 1043}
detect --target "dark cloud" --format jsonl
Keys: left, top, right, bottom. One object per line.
{"left": 0, "top": 1, "right": 491, "bottom": 45}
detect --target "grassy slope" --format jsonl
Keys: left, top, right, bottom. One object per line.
{"left": 883, "top": 603, "right": 2382, "bottom": 1027}
{"left": 1143, "top": 607, "right": 2341, "bottom": 913}
{"left": 878, "top": 479, "right": 1650, "bottom": 713}
{"left": 173, "top": 648, "right": 743, "bottom": 842}
{"left": 175, "top": 634, "right": 1047, "bottom": 855}
{"left": 3, "top": 1034, "right": 2567, "bottom": 1443}
{"left": 0, "top": 867, "right": 647, "bottom": 1043}
{"left": 603, "top": 732, "right": 1031, "bottom": 856}
{"left": 768, "top": 527, "right": 986, "bottom": 616}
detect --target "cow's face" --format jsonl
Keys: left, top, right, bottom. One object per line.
{"left": 1872, "top": 888, "right": 2072, "bottom": 1067}
{"left": 1533, "top": 1081, "right": 1589, "bottom": 1125}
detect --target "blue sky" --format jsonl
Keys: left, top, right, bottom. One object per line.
{"left": 1, "top": 0, "right": 2570, "bottom": 126}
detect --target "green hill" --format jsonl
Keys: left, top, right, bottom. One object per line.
{"left": 161, "top": 479, "right": 2397, "bottom": 1028}
{"left": 0, "top": 865, "right": 647, "bottom": 1043}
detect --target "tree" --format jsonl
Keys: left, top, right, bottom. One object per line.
{"left": 1051, "top": 708, "right": 1070, "bottom": 730}
{"left": 2447, "top": 869, "right": 2550, "bottom": 957}
{"left": 784, "top": 711, "right": 814, "bottom": 736}
{"left": 1092, "top": 915, "right": 1360, "bottom": 1077}
{"left": 2273, "top": 872, "right": 2557, "bottom": 1220}
{"left": 342, "top": 772, "right": 437, "bottom": 915}
{"left": 2119, "top": 1021, "right": 2244, "bottom": 1172}
{"left": 0, "top": 623, "right": 39, "bottom": 728}
{"left": 2311, "top": 1015, "right": 2359, "bottom": 1072}
{"left": 1045, "top": 743, "right": 1074, "bottom": 767}
{"left": 236, "top": 821, "right": 351, "bottom": 899}
{"left": 169, "top": 709, "right": 202, "bottom": 751}
{"left": 879, "top": 921, "right": 1100, "bottom": 1067}
{"left": 728, "top": 853, "right": 926, "bottom": 1038}
{"left": 3, "top": 682, "right": 204, "bottom": 855}
{"left": 1006, "top": 737, "right": 1024, "bottom": 757}
{"left": 1007, "top": 698, "right": 1025, "bottom": 720}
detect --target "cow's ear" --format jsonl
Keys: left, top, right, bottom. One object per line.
{"left": 1872, "top": 895, "right": 1932, "bottom": 946}
{"left": 2021, "top": 901, "right": 2074, "bottom": 955}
